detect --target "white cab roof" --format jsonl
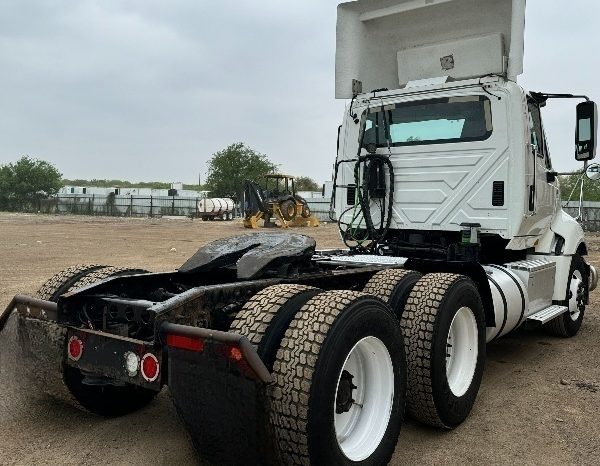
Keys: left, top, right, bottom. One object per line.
{"left": 336, "top": 0, "right": 526, "bottom": 98}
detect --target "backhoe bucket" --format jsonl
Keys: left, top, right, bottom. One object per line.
{"left": 243, "top": 211, "right": 263, "bottom": 229}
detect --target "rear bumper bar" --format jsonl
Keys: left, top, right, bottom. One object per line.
{"left": 3, "top": 295, "right": 272, "bottom": 385}
{"left": 5, "top": 294, "right": 276, "bottom": 464}
{"left": 160, "top": 322, "right": 272, "bottom": 383}
{"left": 0, "top": 294, "right": 58, "bottom": 332}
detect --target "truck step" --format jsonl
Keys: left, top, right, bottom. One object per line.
{"left": 526, "top": 305, "right": 569, "bottom": 325}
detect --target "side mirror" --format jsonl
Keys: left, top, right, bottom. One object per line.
{"left": 586, "top": 163, "right": 600, "bottom": 181}
{"left": 576, "top": 101, "right": 598, "bottom": 161}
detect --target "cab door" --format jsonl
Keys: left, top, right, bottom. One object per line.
{"left": 523, "top": 99, "right": 560, "bottom": 235}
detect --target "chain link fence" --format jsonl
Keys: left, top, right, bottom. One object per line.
{"left": 10, "top": 196, "right": 599, "bottom": 229}
{"left": 35, "top": 194, "right": 239, "bottom": 218}
{"left": 563, "top": 201, "right": 600, "bottom": 232}
{"left": 304, "top": 199, "right": 332, "bottom": 222}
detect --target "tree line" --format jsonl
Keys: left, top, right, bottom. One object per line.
{"left": 559, "top": 173, "right": 600, "bottom": 202}
{"left": 0, "top": 143, "right": 321, "bottom": 211}
{"left": 2, "top": 150, "right": 598, "bottom": 213}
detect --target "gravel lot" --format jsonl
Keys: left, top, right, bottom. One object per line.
{"left": 0, "top": 213, "right": 599, "bottom": 465}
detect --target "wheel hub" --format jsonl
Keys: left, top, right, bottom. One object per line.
{"left": 334, "top": 336, "right": 394, "bottom": 462}
{"left": 576, "top": 282, "right": 585, "bottom": 312}
{"left": 335, "top": 370, "right": 357, "bottom": 414}
{"left": 445, "top": 306, "right": 478, "bottom": 397}
{"left": 568, "top": 270, "right": 585, "bottom": 321}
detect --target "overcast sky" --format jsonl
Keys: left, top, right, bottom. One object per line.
{"left": 0, "top": 0, "right": 598, "bottom": 184}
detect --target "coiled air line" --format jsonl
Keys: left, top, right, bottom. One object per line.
{"left": 336, "top": 101, "right": 395, "bottom": 252}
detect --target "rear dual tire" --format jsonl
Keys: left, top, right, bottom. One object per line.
{"left": 230, "top": 284, "right": 321, "bottom": 371}
{"left": 362, "top": 269, "right": 422, "bottom": 319}
{"left": 364, "top": 270, "right": 485, "bottom": 428}
{"left": 35, "top": 265, "right": 157, "bottom": 417}
{"left": 235, "top": 287, "right": 406, "bottom": 465}
{"left": 272, "top": 291, "right": 405, "bottom": 466}
{"left": 401, "top": 273, "right": 486, "bottom": 428}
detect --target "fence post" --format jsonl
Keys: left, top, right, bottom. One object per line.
{"left": 172, "top": 196, "right": 175, "bottom": 216}
{"left": 130, "top": 195, "right": 133, "bottom": 217}
{"left": 150, "top": 196, "right": 153, "bottom": 217}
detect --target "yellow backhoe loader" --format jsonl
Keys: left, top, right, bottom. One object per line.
{"left": 243, "top": 174, "right": 319, "bottom": 229}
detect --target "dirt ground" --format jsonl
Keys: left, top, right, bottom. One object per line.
{"left": 0, "top": 213, "right": 599, "bottom": 465}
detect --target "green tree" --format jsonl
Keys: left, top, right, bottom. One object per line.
{"left": 294, "top": 176, "right": 321, "bottom": 192}
{"left": 560, "top": 173, "right": 600, "bottom": 202}
{"left": 0, "top": 156, "right": 62, "bottom": 210}
{"left": 206, "top": 143, "right": 277, "bottom": 197}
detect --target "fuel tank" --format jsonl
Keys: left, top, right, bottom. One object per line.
{"left": 483, "top": 265, "right": 528, "bottom": 342}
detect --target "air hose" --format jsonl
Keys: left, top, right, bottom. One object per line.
{"left": 336, "top": 101, "right": 395, "bottom": 252}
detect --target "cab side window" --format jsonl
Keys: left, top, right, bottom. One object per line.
{"left": 527, "top": 101, "right": 553, "bottom": 170}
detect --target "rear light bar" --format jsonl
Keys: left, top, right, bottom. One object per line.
{"left": 166, "top": 334, "right": 243, "bottom": 361}
{"left": 161, "top": 323, "right": 273, "bottom": 384}
{"left": 167, "top": 334, "right": 204, "bottom": 352}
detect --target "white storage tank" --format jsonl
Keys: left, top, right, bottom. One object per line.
{"left": 198, "top": 198, "right": 235, "bottom": 220}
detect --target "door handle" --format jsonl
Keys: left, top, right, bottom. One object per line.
{"left": 529, "top": 185, "right": 535, "bottom": 212}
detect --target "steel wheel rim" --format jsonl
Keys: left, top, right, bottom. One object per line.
{"left": 446, "top": 306, "right": 478, "bottom": 397}
{"left": 569, "top": 270, "right": 584, "bottom": 321}
{"left": 334, "top": 336, "right": 394, "bottom": 461}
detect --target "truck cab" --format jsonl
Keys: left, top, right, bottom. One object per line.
{"left": 333, "top": 0, "right": 597, "bottom": 303}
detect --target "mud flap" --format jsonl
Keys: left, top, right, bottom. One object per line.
{"left": 163, "top": 324, "right": 277, "bottom": 466}
{"left": 0, "top": 297, "right": 70, "bottom": 401}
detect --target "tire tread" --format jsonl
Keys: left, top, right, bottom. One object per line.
{"left": 36, "top": 264, "right": 106, "bottom": 301}
{"left": 363, "top": 269, "right": 414, "bottom": 303}
{"left": 400, "top": 273, "right": 463, "bottom": 428}
{"left": 270, "top": 290, "right": 366, "bottom": 465}
{"left": 230, "top": 284, "right": 318, "bottom": 346}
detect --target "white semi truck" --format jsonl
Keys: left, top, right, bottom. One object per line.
{"left": 1, "top": 0, "right": 597, "bottom": 465}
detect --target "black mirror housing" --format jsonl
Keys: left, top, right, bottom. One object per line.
{"left": 576, "top": 101, "right": 598, "bottom": 161}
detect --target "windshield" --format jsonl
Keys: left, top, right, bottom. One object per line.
{"left": 361, "top": 95, "right": 493, "bottom": 148}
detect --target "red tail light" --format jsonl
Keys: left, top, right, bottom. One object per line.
{"left": 68, "top": 336, "right": 83, "bottom": 361}
{"left": 216, "top": 344, "right": 258, "bottom": 380}
{"left": 228, "top": 346, "right": 243, "bottom": 362}
{"left": 167, "top": 334, "right": 204, "bottom": 352}
{"left": 141, "top": 353, "right": 160, "bottom": 382}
